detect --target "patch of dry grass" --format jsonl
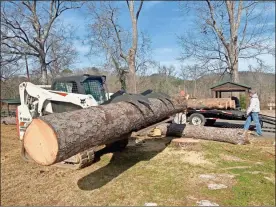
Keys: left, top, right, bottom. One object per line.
{"left": 1, "top": 125, "right": 275, "bottom": 206}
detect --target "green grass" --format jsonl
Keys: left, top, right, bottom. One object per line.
{"left": 199, "top": 141, "right": 275, "bottom": 206}
{"left": 85, "top": 140, "right": 275, "bottom": 206}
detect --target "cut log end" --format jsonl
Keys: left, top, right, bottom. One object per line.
{"left": 23, "top": 119, "right": 58, "bottom": 166}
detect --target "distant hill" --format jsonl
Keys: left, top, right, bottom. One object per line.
{"left": 140, "top": 71, "right": 275, "bottom": 103}
{"left": 148, "top": 71, "right": 275, "bottom": 86}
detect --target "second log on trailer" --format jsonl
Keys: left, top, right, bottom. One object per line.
{"left": 187, "top": 98, "right": 236, "bottom": 110}
{"left": 23, "top": 98, "right": 186, "bottom": 166}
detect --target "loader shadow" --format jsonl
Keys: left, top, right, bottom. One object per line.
{"left": 77, "top": 138, "right": 171, "bottom": 191}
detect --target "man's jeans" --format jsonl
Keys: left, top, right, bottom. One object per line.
{"left": 244, "top": 112, "right": 262, "bottom": 135}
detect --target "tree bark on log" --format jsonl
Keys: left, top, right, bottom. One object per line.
{"left": 187, "top": 98, "right": 236, "bottom": 109}
{"left": 137, "top": 123, "right": 248, "bottom": 145}
{"left": 23, "top": 98, "right": 186, "bottom": 166}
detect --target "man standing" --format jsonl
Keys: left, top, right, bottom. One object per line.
{"left": 243, "top": 90, "right": 263, "bottom": 136}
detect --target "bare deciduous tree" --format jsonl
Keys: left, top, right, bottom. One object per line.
{"left": 178, "top": 1, "right": 274, "bottom": 83}
{"left": 87, "top": 1, "right": 129, "bottom": 90}
{"left": 47, "top": 27, "right": 77, "bottom": 78}
{"left": 135, "top": 33, "right": 155, "bottom": 75}
{"left": 126, "top": 0, "right": 144, "bottom": 93}
{"left": 153, "top": 64, "right": 178, "bottom": 95}
{"left": 0, "top": 26, "right": 23, "bottom": 81}
{"left": 0, "top": 54, "right": 23, "bottom": 81}
{"left": 87, "top": 1, "right": 147, "bottom": 91}
{"left": 180, "top": 64, "right": 207, "bottom": 97}
{"left": 248, "top": 59, "right": 275, "bottom": 104}
{"left": 1, "top": 1, "right": 81, "bottom": 84}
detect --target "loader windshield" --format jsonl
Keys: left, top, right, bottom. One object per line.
{"left": 54, "top": 81, "right": 78, "bottom": 93}
{"left": 83, "top": 79, "right": 107, "bottom": 104}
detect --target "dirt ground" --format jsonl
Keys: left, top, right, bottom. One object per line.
{"left": 1, "top": 124, "right": 275, "bottom": 206}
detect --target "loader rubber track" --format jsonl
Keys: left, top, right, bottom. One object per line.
{"left": 20, "top": 143, "right": 96, "bottom": 170}
{"left": 53, "top": 149, "right": 95, "bottom": 170}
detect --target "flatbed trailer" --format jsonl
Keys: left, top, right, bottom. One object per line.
{"left": 183, "top": 82, "right": 275, "bottom": 133}
{"left": 186, "top": 109, "right": 275, "bottom": 128}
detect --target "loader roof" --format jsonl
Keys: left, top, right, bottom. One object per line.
{"left": 210, "top": 81, "right": 251, "bottom": 90}
{"left": 0, "top": 99, "right": 21, "bottom": 104}
{"left": 53, "top": 74, "right": 106, "bottom": 84}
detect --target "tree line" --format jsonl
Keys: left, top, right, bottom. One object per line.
{"left": 1, "top": 1, "right": 275, "bottom": 95}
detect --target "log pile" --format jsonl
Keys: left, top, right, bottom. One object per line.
{"left": 173, "top": 95, "right": 189, "bottom": 106}
{"left": 187, "top": 98, "right": 236, "bottom": 110}
{"left": 173, "top": 95, "right": 236, "bottom": 110}
{"left": 23, "top": 97, "right": 186, "bottom": 166}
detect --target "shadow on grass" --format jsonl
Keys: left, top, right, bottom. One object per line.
{"left": 77, "top": 138, "right": 170, "bottom": 191}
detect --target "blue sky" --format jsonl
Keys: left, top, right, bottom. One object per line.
{"left": 59, "top": 1, "right": 275, "bottom": 74}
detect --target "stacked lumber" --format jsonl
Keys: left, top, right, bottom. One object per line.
{"left": 187, "top": 98, "right": 236, "bottom": 110}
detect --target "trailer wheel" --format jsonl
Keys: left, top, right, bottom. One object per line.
{"left": 188, "top": 113, "right": 206, "bottom": 126}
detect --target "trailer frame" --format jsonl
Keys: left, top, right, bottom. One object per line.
{"left": 186, "top": 109, "right": 275, "bottom": 128}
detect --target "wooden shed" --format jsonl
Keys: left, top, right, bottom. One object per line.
{"left": 0, "top": 99, "right": 21, "bottom": 117}
{"left": 210, "top": 81, "right": 251, "bottom": 108}
{"left": 210, "top": 82, "right": 251, "bottom": 98}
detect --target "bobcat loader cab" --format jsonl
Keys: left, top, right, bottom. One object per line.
{"left": 51, "top": 74, "right": 109, "bottom": 106}
{"left": 17, "top": 74, "right": 127, "bottom": 169}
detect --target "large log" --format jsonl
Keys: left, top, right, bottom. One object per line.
{"left": 23, "top": 98, "right": 186, "bottom": 166}
{"left": 187, "top": 98, "right": 236, "bottom": 109}
{"left": 137, "top": 123, "right": 248, "bottom": 145}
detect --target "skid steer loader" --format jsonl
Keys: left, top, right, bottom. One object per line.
{"left": 17, "top": 74, "right": 130, "bottom": 169}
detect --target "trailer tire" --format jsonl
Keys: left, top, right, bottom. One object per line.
{"left": 188, "top": 113, "right": 206, "bottom": 126}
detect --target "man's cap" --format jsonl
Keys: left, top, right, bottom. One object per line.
{"left": 249, "top": 89, "right": 256, "bottom": 94}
